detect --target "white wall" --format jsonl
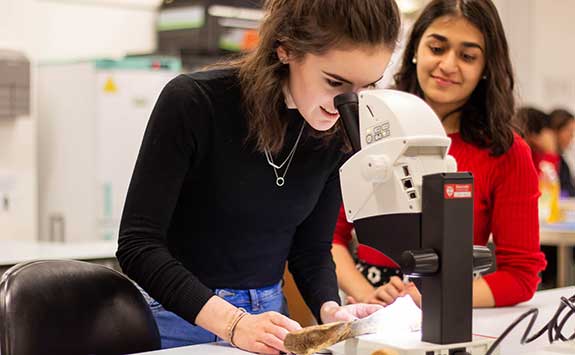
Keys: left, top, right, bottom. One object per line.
{"left": 0, "top": 0, "right": 160, "bottom": 241}
{"left": 530, "top": 0, "right": 575, "bottom": 112}
{"left": 0, "top": 117, "right": 37, "bottom": 241}
{"left": 495, "top": 0, "right": 575, "bottom": 113}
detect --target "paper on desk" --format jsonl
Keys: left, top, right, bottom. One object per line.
{"left": 371, "top": 295, "right": 422, "bottom": 334}
{"left": 283, "top": 297, "right": 421, "bottom": 355}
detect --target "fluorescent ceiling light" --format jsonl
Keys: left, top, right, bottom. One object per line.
{"left": 218, "top": 18, "right": 259, "bottom": 30}
{"left": 208, "top": 5, "right": 264, "bottom": 21}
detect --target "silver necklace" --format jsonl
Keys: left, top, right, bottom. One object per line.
{"left": 264, "top": 121, "right": 306, "bottom": 187}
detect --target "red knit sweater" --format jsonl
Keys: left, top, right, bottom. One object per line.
{"left": 333, "top": 132, "right": 547, "bottom": 306}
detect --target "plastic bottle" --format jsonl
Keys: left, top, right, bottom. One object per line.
{"left": 539, "top": 161, "right": 562, "bottom": 223}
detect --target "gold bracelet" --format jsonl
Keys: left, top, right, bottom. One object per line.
{"left": 228, "top": 308, "right": 247, "bottom": 348}
{"left": 225, "top": 308, "right": 243, "bottom": 344}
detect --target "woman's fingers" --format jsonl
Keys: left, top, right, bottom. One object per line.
{"left": 270, "top": 312, "right": 301, "bottom": 331}
{"left": 377, "top": 291, "right": 395, "bottom": 305}
{"left": 388, "top": 276, "right": 406, "bottom": 291}
{"left": 233, "top": 311, "right": 301, "bottom": 354}
{"left": 351, "top": 303, "right": 384, "bottom": 318}
{"left": 261, "top": 332, "right": 287, "bottom": 353}
{"left": 264, "top": 313, "right": 303, "bottom": 353}
{"left": 365, "top": 296, "right": 387, "bottom": 307}
{"left": 266, "top": 323, "right": 289, "bottom": 340}
{"left": 375, "top": 279, "right": 404, "bottom": 304}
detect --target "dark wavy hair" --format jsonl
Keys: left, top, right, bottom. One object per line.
{"left": 515, "top": 106, "right": 550, "bottom": 137}
{"left": 236, "top": 0, "right": 401, "bottom": 154}
{"left": 549, "top": 108, "right": 575, "bottom": 132}
{"left": 394, "top": 0, "right": 515, "bottom": 156}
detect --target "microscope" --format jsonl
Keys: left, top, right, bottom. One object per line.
{"left": 335, "top": 90, "right": 495, "bottom": 355}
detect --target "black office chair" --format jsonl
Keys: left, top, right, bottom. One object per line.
{"left": 0, "top": 259, "right": 160, "bottom": 355}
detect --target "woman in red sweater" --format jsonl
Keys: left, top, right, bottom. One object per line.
{"left": 332, "top": 0, "right": 547, "bottom": 308}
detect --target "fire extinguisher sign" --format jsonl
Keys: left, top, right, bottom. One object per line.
{"left": 444, "top": 184, "right": 473, "bottom": 199}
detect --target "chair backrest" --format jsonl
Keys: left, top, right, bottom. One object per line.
{"left": 0, "top": 259, "right": 160, "bottom": 355}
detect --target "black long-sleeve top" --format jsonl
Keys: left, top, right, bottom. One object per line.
{"left": 559, "top": 156, "right": 575, "bottom": 197}
{"left": 116, "top": 68, "right": 345, "bottom": 325}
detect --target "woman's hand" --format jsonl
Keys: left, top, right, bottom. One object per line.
{"left": 346, "top": 276, "right": 422, "bottom": 307}
{"left": 232, "top": 311, "right": 301, "bottom": 354}
{"left": 373, "top": 276, "right": 421, "bottom": 307}
{"left": 320, "top": 300, "right": 383, "bottom": 323}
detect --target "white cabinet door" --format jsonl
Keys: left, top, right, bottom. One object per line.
{"left": 95, "top": 70, "right": 176, "bottom": 240}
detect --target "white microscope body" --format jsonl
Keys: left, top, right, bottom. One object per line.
{"left": 336, "top": 89, "right": 496, "bottom": 355}
{"left": 339, "top": 89, "right": 456, "bottom": 221}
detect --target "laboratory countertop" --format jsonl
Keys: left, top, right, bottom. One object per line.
{"left": 135, "top": 287, "right": 575, "bottom": 355}
{"left": 472, "top": 286, "right": 575, "bottom": 354}
{"left": 540, "top": 222, "right": 575, "bottom": 244}
{"left": 0, "top": 239, "right": 117, "bottom": 266}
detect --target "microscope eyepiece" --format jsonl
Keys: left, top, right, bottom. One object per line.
{"left": 334, "top": 92, "right": 358, "bottom": 107}
{"left": 334, "top": 92, "right": 361, "bottom": 153}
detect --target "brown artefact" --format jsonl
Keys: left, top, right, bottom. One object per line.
{"left": 284, "top": 309, "right": 387, "bottom": 355}
{"left": 371, "top": 349, "right": 400, "bottom": 355}
{"left": 284, "top": 321, "right": 352, "bottom": 355}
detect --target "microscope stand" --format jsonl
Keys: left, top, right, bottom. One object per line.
{"left": 342, "top": 332, "right": 497, "bottom": 355}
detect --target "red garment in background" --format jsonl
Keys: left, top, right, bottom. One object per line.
{"left": 333, "top": 132, "right": 547, "bottom": 306}
{"left": 532, "top": 151, "right": 560, "bottom": 174}
{"left": 333, "top": 207, "right": 399, "bottom": 268}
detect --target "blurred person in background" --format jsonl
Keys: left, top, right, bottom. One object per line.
{"left": 549, "top": 109, "right": 575, "bottom": 197}
{"left": 515, "top": 106, "right": 559, "bottom": 173}
{"left": 516, "top": 106, "right": 560, "bottom": 288}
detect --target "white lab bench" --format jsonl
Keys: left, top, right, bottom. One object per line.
{"left": 540, "top": 222, "right": 575, "bottom": 287}
{"left": 134, "top": 287, "right": 575, "bottom": 355}
{"left": 0, "top": 239, "right": 118, "bottom": 274}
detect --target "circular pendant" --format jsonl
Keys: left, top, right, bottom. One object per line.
{"left": 276, "top": 177, "right": 285, "bottom": 187}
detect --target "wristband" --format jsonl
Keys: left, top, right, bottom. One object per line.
{"left": 227, "top": 307, "right": 247, "bottom": 347}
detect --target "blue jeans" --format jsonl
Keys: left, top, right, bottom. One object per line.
{"left": 141, "top": 282, "right": 288, "bottom": 349}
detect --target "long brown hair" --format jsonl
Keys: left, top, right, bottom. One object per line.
{"left": 394, "top": 0, "right": 515, "bottom": 156}
{"left": 514, "top": 106, "right": 549, "bottom": 138}
{"left": 235, "top": 0, "right": 401, "bottom": 154}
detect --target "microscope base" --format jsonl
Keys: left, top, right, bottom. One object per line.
{"left": 340, "top": 332, "right": 498, "bottom": 355}
{"left": 524, "top": 340, "right": 575, "bottom": 354}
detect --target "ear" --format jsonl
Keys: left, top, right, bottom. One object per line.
{"left": 276, "top": 45, "right": 290, "bottom": 64}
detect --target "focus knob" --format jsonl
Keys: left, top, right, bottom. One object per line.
{"left": 473, "top": 245, "right": 493, "bottom": 274}
{"left": 400, "top": 249, "right": 439, "bottom": 277}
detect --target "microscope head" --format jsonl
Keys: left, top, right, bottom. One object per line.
{"left": 358, "top": 89, "right": 446, "bottom": 142}
{"left": 337, "top": 89, "right": 457, "bottom": 224}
